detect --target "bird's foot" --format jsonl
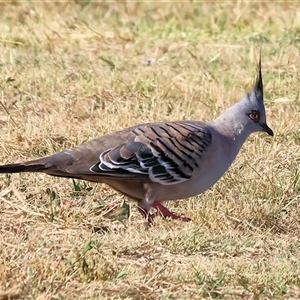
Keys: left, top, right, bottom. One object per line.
{"left": 138, "top": 207, "right": 155, "bottom": 226}
{"left": 151, "top": 201, "right": 191, "bottom": 222}
{"left": 138, "top": 201, "right": 191, "bottom": 226}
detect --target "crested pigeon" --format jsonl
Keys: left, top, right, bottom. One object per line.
{"left": 0, "top": 57, "right": 273, "bottom": 225}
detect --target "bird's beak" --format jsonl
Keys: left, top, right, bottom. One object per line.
{"left": 260, "top": 123, "right": 274, "bottom": 136}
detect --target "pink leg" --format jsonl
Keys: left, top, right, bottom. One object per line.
{"left": 151, "top": 201, "right": 191, "bottom": 222}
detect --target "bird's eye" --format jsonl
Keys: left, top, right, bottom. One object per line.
{"left": 248, "top": 110, "right": 260, "bottom": 122}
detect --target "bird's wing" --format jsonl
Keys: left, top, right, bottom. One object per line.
{"left": 0, "top": 121, "right": 212, "bottom": 186}
{"left": 89, "top": 121, "right": 212, "bottom": 185}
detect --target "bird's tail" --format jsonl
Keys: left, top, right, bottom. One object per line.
{"left": 0, "top": 150, "right": 86, "bottom": 178}
{"left": 0, "top": 157, "right": 52, "bottom": 174}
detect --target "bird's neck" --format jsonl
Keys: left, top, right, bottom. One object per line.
{"left": 210, "top": 106, "right": 251, "bottom": 156}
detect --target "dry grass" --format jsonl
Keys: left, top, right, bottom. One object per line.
{"left": 0, "top": 1, "right": 300, "bottom": 299}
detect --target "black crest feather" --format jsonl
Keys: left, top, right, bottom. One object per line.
{"left": 255, "top": 49, "right": 263, "bottom": 100}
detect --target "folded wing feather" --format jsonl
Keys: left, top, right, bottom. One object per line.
{"left": 90, "top": 121, "right": 212, "bottom": 185}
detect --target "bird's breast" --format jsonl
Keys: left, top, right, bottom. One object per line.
{"left": 150, "top": 137, "right": 238, "bottom": 201}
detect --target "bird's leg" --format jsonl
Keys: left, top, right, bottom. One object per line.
{"left": 151, "top": 201, "right": 191, "bottom": 222}
{"left": 138, "top": 200, "right": 191, "bottom": 225}
{"left": 138, "top": 206, "right": 155, "bottom": 226}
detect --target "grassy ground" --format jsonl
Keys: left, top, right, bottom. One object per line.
{"left": 0, "top": 1, "right": 300, "bottom": 299}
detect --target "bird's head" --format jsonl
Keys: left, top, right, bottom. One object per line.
{"left": 217, "top": 54, "right": 274, "bottom": 140}
{"left": 235, "top": 54, "right": 273, "bottom": 137}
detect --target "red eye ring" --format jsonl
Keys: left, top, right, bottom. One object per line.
{"left": 248, "top": 110, "right": 260, "bottom": 122}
